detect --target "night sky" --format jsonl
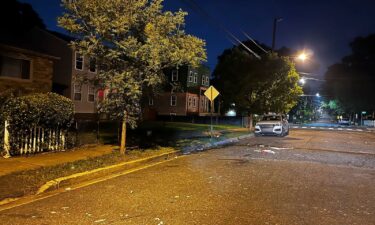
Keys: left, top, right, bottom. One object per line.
{"left": 20, "top": 0, "right": 375, "bottom": 76}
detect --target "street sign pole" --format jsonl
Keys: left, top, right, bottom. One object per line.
{"left": 204, "top": 86, "right": 220, "bottom": 139}
{"left": 210, "top": 91, "right": 213, "bottom": 137}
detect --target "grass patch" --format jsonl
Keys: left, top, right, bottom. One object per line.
{"left": 0, "top": 146, "right": 175, "bottom": 201}
{"left": 174, "top": 130, "right": 251, "bottom": 148}
{"left": 139, "top": 121, "right": 242, "bottom": 131}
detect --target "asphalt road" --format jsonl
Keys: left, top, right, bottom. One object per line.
{"left": 1, "top": 129, "right": 374, "bottom": 225}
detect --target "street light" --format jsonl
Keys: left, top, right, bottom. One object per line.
{"left": 299, "top": 78, "right": 306, "bottom": 85}
{"left": 297, "top": 52, "right": 308, "bottom": 62}
{"left": 316, "top": 93, "right": 320, "bottom": 98}
{"left": 272, "top": 17, "right": 283, "bottom": 51}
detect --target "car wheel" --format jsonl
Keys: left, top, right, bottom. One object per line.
{"left": 278, "top": 128, "right": 284, "bottom": 137}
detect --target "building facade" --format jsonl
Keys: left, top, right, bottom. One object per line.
{"left": 146, "top": 65, "right": 212, "bottom": 118}
{"left": 0, "top": 44, "right": 57, "bottom": 95}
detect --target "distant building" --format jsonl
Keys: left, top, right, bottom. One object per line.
{"left": 144, "top": 65, "right": 214, "bottom": 119}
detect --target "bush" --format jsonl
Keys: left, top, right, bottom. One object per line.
{"left": 0, "top": 93, "right": 75, "bottom": 154}
{"left": 3, "top": 92, "right": 74, "bottom": 131}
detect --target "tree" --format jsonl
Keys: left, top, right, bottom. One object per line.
{"left": 212, "top": 45, "right": 302, "bottom": 129}
{"left": 324, "top": 34, "right": 375, "bottom": 116}
{"left": 58, "top": 0, "right": 206, "bottom": 154}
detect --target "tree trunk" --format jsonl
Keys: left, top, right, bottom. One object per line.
{"left": 120, "top": 112, "right": 127, "bottom": 155}
{"left": 248, "top": 113, "right": 254, "bottom": 131}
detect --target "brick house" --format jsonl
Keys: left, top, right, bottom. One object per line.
{"left": 0, "top": 44, "right": 58, "bottom": 95}
{"left": 145, "top": 65, "right": 213, "bottom": 119}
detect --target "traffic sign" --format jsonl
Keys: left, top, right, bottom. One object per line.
{"left": 204, "top": 86, "right": 219, "bottom": 102}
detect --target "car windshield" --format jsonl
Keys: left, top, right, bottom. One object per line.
{"left": 262, "top": 115, "right": 281, "bottom": 121}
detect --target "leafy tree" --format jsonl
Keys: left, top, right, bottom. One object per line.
{"left": 324, "top": 34, "right": 375, "bottom": 116}
{"left": 212, "top": 46, "right": 302, "bottom": 129}
{"left": 58, "top": 0, "right": 206, "bottom": 154}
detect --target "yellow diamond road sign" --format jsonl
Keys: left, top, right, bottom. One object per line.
{"left": 204, "top": 85, "right": 219, "bottom": 101}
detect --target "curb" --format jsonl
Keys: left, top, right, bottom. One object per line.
{"left": 36, "top": 150, "right": 180, "bottom": 195}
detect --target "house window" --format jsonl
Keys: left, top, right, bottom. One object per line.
{"left": 171, "top": 70, "right": 178, "bottom": 81}
{"left": 74, "top": 83, "right": 82, "bottom": 101}
{"left": 193, "top": 73, "right": 198, "bottom": 83}
{"left": 149, "top": 98, "right": 154, "bottom": 106}
{"left": 206, "top": 76, "right": 209, "bottom": 85}
{"left": 193, "top": 97, "right": 197, "bottom": 108}
{"left": 188, "top": 96, "right": 192, "bottom": 107}
{"left": 188, "top": 71, "right": 193, "bottom": 82}
{"left": 202, "top": 76, "right": 205, "bottom": 85}
{"left": 88, "top": 85, "right": 95, "bottom": 102}
{"left": 0, "top": 56, "right": 31, "bottom": 80}
{"left": 170, "top": 95, "right": 177, "bottom": 106}
{"left": 89, "top": 57, "right": 96, "bottom": 73}
{"left": 75, "top": 52, "right": 83, "bottom": 70}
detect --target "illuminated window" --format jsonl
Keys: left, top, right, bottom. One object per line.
{"left": 149, "top": 98, "right": 154, "bottom": 106}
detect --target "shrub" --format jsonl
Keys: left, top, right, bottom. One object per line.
{"left": 1, "top": 93, "right": 74, "bottom": 154}
{"left": 3, "top": 93, "right": 74, "bottom": 131}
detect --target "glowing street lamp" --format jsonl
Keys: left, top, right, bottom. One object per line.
{"left": 297, "top": 52, "right": 308, "bottom": 62}
{"left": 315, "top": 93, "right": 320, "bottom": 97}
{"left": 299, "top": 78, "right": 306, "bottom": 85}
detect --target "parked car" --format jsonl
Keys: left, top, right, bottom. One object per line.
{"left": 338, "top": 118, "right": 350, "bottom": 125}
{"left": 255, "top": 114, "right": 289, "bottom": 137}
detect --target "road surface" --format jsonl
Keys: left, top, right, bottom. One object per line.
{"left": 0, "top": 129, "right": 374, "bottom": 225}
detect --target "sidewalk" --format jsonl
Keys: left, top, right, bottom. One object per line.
{"left": 0, "top": 145, "right": 115, "bottom": 176}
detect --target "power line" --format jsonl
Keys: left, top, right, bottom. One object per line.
{"left": 179, "top": 0, "right": 261, "bottom": 59}
{"left": 241, "top": 30, "right": 269, "bottom": 54}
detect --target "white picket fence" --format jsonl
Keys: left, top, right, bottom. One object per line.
{"left": 3, "top": 120, "right": 67, "bottom": 156}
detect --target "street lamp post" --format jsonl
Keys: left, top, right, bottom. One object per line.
{"left": 272, "top": 17, "right": 283, "bottom": 51}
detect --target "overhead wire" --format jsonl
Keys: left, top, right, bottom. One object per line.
{"left": 179, "top": 0, "right": 261, "bottom": 59}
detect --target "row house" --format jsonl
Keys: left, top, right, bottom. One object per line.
{"left": 145, "top": 65, "right": 213, "bottom": 119}
{"left": 0, "top": 27, "right": 98, "bottom": 119}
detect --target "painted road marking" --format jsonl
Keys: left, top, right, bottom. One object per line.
{"left": 302, "top": 127, "right": 307, "bottom": 129}
{"left": 329, "top": 128, "right": 334, "bottom": 130}
{"left": 338, "top": 128, "right": 343, "bottom": 130}
{"left": 311, "top": 127, "right": 316, "bottom": 129}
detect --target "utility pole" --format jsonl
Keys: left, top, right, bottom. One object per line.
{"left": 272, "top": 17, "right": 283, "bottom": 51}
